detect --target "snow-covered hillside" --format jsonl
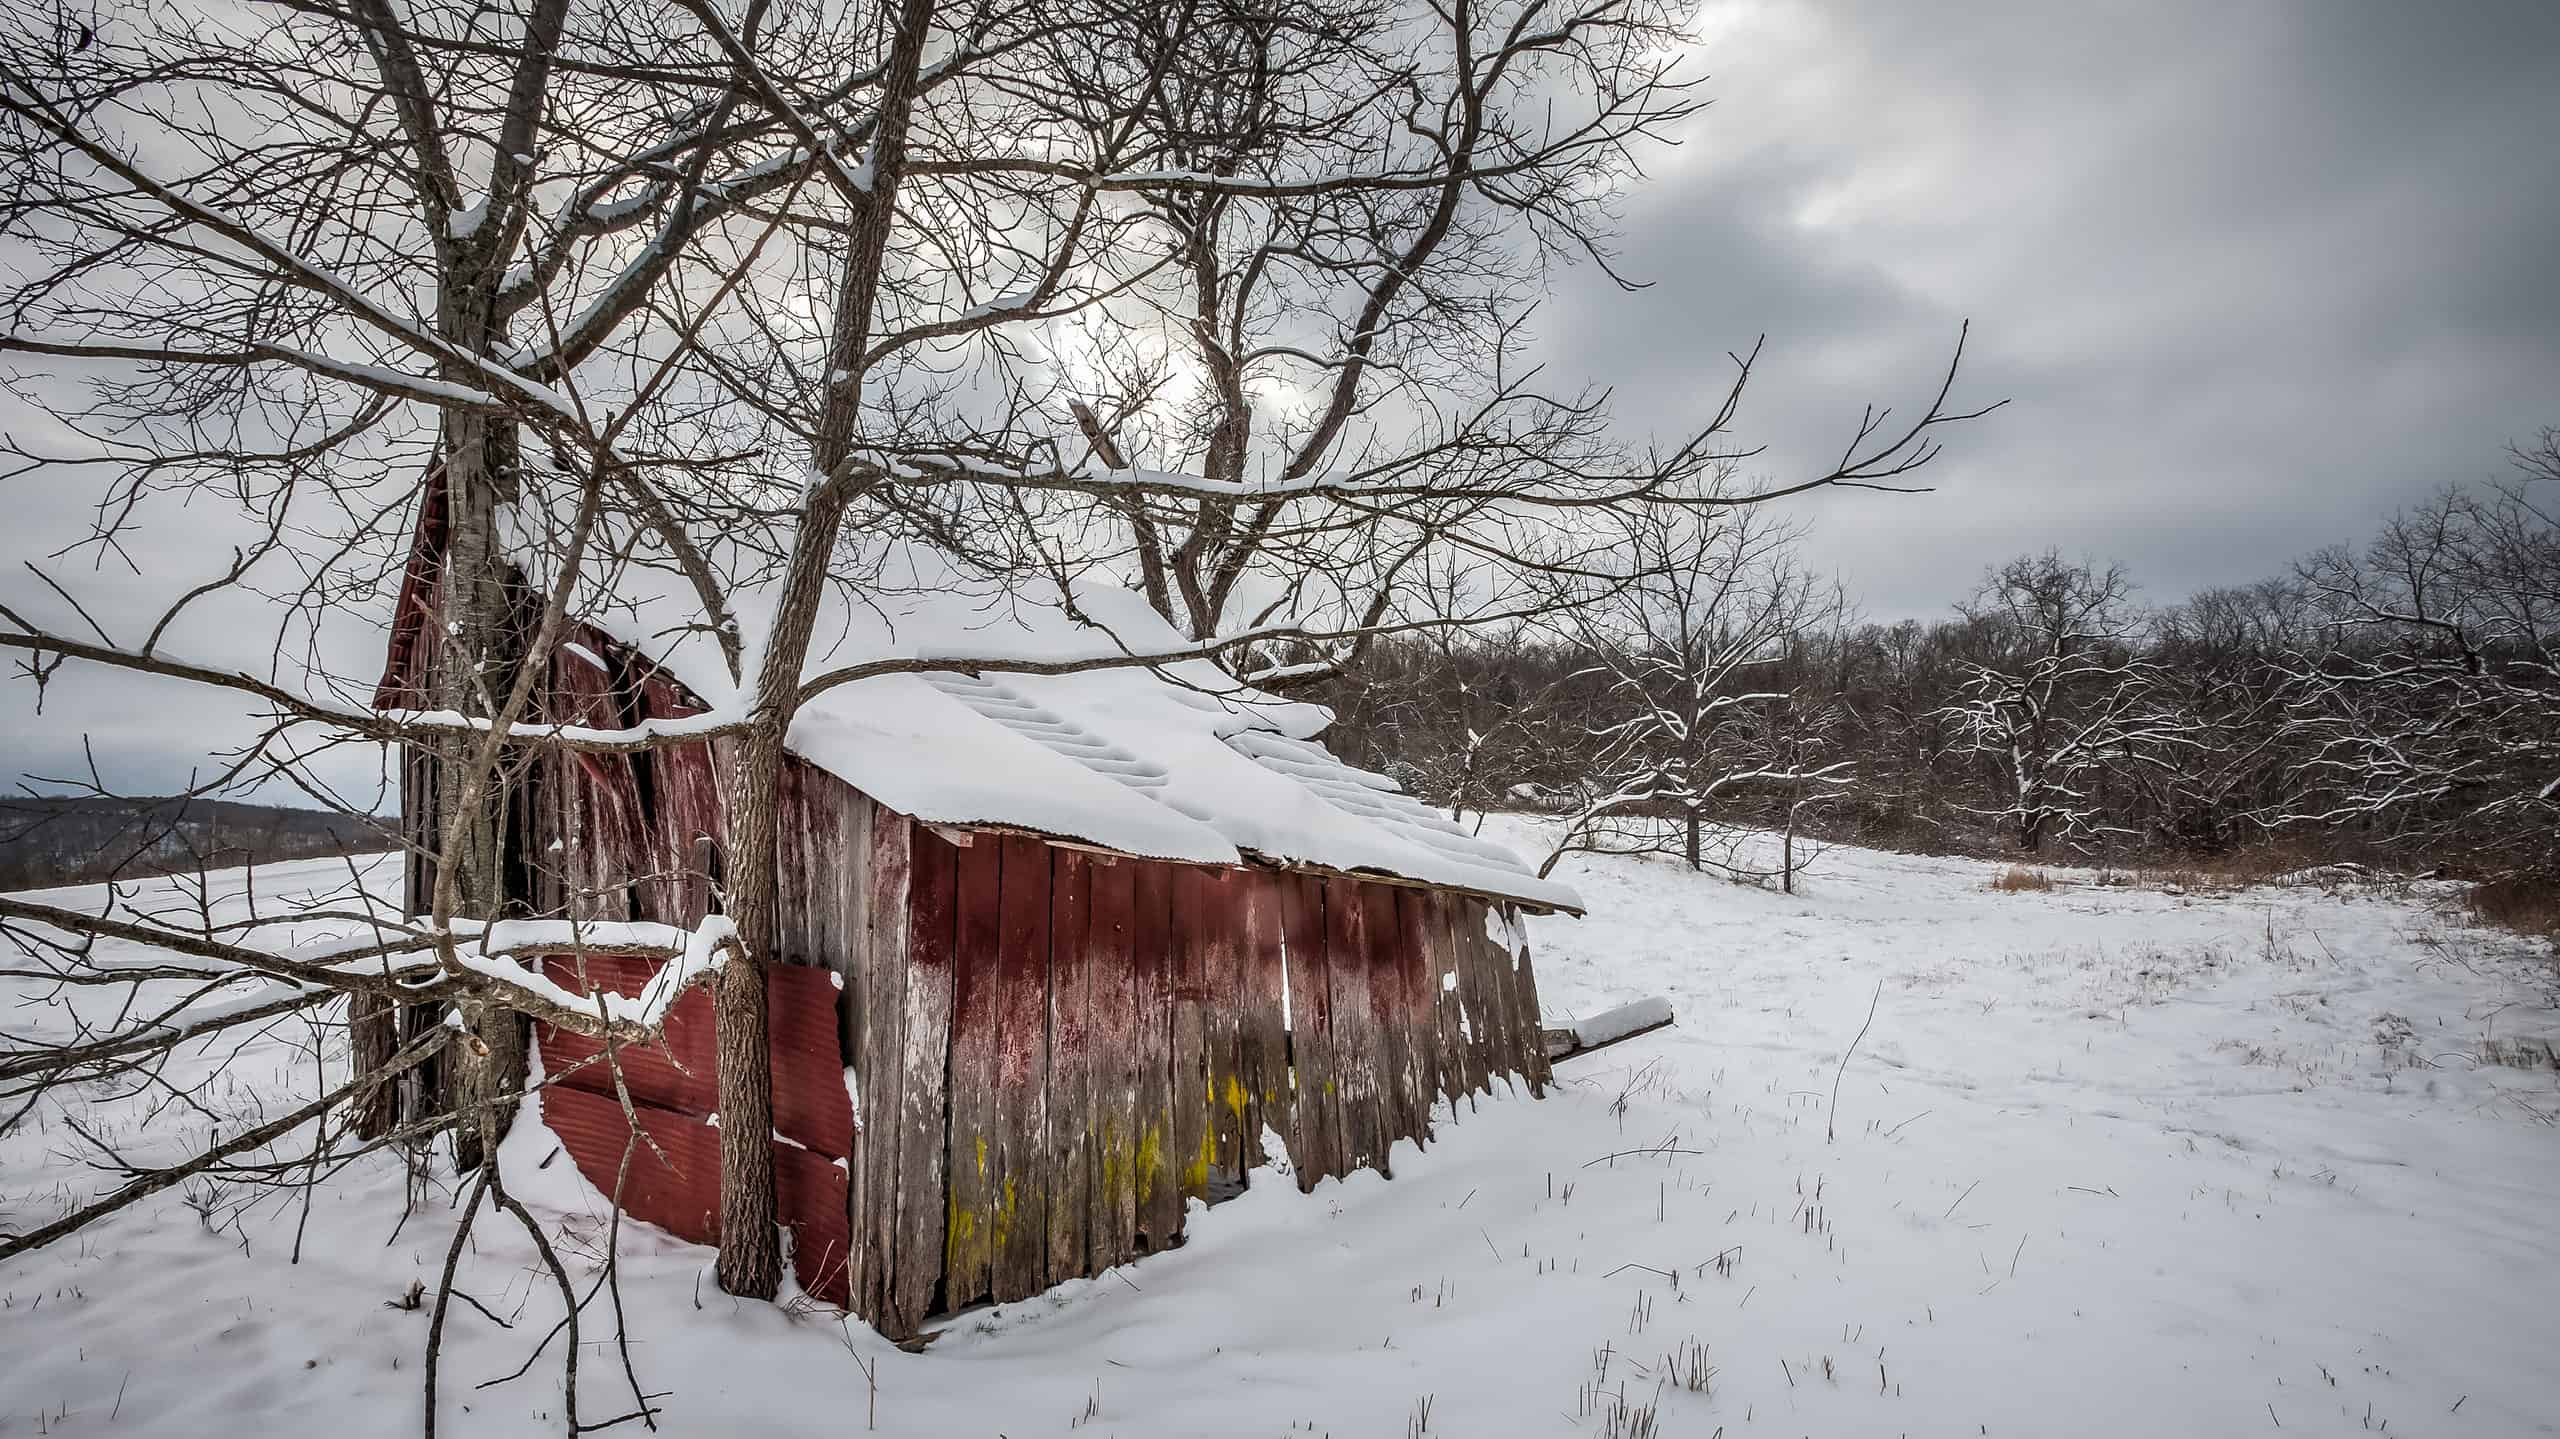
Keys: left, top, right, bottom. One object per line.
{"left": 4, "top": 829, "right": 2556, "bottom": 1436}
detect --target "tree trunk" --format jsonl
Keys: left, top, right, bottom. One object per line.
{"left": 436, "top": 410, "right": 530, "bottom": 1173}
{"left": 711, "top": 724, "right": 786, "bottom": 1300}
{"left": 1782, "top": 803, "right": 1797, "bottom": 895}
{"left": 707, "top": 0, "right": 938, "bottom": 1301}
{"left": 1684, "top": 808, "right": 1702, "bottom": 871}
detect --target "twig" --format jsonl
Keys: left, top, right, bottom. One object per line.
{"left": 1827, "top": 981, "right": 1882, "bottom": 1143}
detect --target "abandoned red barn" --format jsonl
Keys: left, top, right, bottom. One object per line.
{"left": 374, "top": 476, "right": 1582, "bottom": 1337}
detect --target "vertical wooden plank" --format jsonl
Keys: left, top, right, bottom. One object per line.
{"left": 1322, "top": 877, "right": 1380, "bottom": 1175}
{"left": 1130, "top": 860, "right": 1180, "bottom": 1249}
{"left": 1236, "top": 873, "right": 1289, "bottom": 1175}
{"left": 1045, "top": 850, "right": 1093, "bottom": 1287}
{"left": 1468, "top": 898, "right": 1524, "bottom": 1091}
{"left": 991, "top": 835, "right": 1052, "bottom": 1302}
{"left": 1392, "top": 888, "right": 1441, "bottom": 1132}
{"left": 1501, "top": 903, "right": 1552, "bottom": 1096}
{"left": 1200, "top": 870, "right": 1248, "bottom": 1185}
{"left": 1278, "top": 872, "right": 1339, "bottom": 1189}
{"left": 943, "top": 832, "right": 1002, "bottom": 1310}
{"left": 1360, "top": 883, "right": 1414, "bottom": 1160}
{"left": 1085, "top": 858, "right": 1139, "bottom": 1268}
{"left": 1449, "top": 895, "right": 1500, "bottom": 1094}
{"left": 1421, "top": 890, "right": 1478, "bottom": 1105}
{"left": 889, "top": 821, "right": 955, "bottom": 1337}
{"left": 854, "top": 801, "right": 909, "bottom": 1327}
{"left": 1169, "top": 868, "right": 1213, "bottom": 1208}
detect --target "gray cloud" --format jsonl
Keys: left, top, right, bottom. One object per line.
{"left": 1536, "top": 0, "right": 2560, "bottom": 615}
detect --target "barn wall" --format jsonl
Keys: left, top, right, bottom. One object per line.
{"left": 532, "top": 953, "right": 855, "bottom": 1304}
{"left": 386, "top": 593, "right": 1554, "bottom": 1336}
{"left": 852, "top": 820, "right": 1553, "bottom": 1339}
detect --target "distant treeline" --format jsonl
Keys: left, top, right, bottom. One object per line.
{"left": 0, "top": 795, "right": 397, "bottom": 891}
{"left": 1309, "top": 431, "right": 2560, "bottom": 882}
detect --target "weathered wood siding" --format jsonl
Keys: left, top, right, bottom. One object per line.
{"left": 849, "top": 821, "right": 1553, "bottom": 1338}
{"left": 389, "top": 589, "right": 1553, "bottom": 1338}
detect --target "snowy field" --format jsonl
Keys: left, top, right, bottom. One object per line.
{"left": 5, "top": 825, "right": 2558, "bottom": 1437}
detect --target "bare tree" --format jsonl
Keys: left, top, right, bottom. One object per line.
{"left": 1537, "top": 498, "right": 1850, "bottom": 877}
{"left": 2289, "top": 469, "right": 2560, "bottom": 871}
{"left": 1048, "top": 0, "right": 1994, "bottom": 686}
{"left": 1940, "top": 553, "right": 2189, "bottom": 854}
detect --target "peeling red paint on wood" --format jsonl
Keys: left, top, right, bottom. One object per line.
{"left": 1279, "top": 872, "right": 1339, "bottom": 1189}
{"left": 1084, "top": 857, "right": 1140, "bottom": 1268}
{"left": 1169, "top": 867, "right": 1212, "bottom": 1209}
{"left": 943, "top": 831, "right": 1003, "bottom": 1308}
{"left": 991, "top": 835, "right": 1052, "bottom": 1302}
{"left": 1130, "top": 861, "right": 1179, "bottom": 1249}
{"left": 1237, "top": 873, "right": 1290, "bottom": 1170}
{"left": 1045, "top": 849, "right": 1094, "bottom": 1287}
{"left": 891, "top": 821, "right": 956, "bottom": 1334}
{"left": 1322, "top": 877, "right": 1381, "bottom": 1174}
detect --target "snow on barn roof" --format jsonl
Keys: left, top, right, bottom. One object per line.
{"left": 485, "top": 505, "right": 1581, "bottom": 914}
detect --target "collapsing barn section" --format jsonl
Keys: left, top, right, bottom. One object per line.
{"left": 373, "top": 471, "right": 1581, "bottom": 1338}
{"left": 523, "top": 813, "right": 1555, "bottom": 1338}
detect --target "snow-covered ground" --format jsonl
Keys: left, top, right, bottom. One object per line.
{"left": 5, "top": 826, "right": 2558, "bottom": 1436}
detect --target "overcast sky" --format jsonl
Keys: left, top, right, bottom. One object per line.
{"left": 5, "top": 0, "right": 2558, "bottom": 799}
{"left": 1537, "top": 0, "right": 2560, "bottom": 618}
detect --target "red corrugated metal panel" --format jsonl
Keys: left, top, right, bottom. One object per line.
{"left": 766, "top": 964, "right": 854, "bottom": 1160}
{"left": 537, "top": 956, "right": 849, "bottom": 1159}
{"left": 537, "top": 954, "right": 718, "bottom": 1115}
{"left": 543, "top": 1084, "right": 721, "bottom": 1246}
{"left": 778, "top": 1142, "right": 851, "bottom": 1307}
{"left": 542, "top": 1071, "right": 851, "bottom": 1307}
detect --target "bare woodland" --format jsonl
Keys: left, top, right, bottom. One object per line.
{"left": 1323, "top": 428, "right": 2560, "bottom": 885}
{"left": 0, "top": 0, "right": 1995, "bottom": 1424}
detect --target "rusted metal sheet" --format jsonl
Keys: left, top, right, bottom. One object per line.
{"left": 943, "top": 832, "right": 1002, "bottom": 1309}
{"left": 1278, "top": 872, "right": 1339, "bottom": 1189}
{"left": 535, "top": 952, "right": 717, "bottom": 1114}
{"left": 765, "top": 964, "right": 853, "bottom": 1158}
{"left": 540, "top": 1082, "right": 849, "bottom": 1307}
{"left": 890, "top": 821, "right": 956, "bottom": 1336}
{"left": 542, "top": 1084, "right": 720, "bottom": 1244}
{"left": 1084, "top": 856, "right": 1140, "bottom": 1269}
{"left": 1044, "top": 849, "right": 1094, "bottom": 1288}
{"left": 1130, "top": 860, "right": 1179, "bottom": 1249}
{"left": 778, "top": 1140, "right": 852, "bottom": 1307}
{"left": 1237, "top": 872, "right": 1290, "bottom": 1171}
{"left": 991, "top": 835, "right": 1052, "bottom": 1302}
